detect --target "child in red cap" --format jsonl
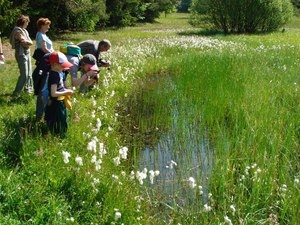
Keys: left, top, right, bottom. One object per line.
{"left": 44, "top": 51, "right": 74, "bottom": 138}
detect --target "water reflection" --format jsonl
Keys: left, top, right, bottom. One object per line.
{"left": 138, "top": 113, "right": 213, "bottom": 207}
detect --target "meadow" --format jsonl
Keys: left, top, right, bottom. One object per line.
{"left": 0, "top": 13, "right": 299, "bottom": 224}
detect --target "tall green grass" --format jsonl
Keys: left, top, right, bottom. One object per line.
{"left": 0, "top": 13, "right": 299, "bottom": 224}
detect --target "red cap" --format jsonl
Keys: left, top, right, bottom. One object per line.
{"left": 49, "top": 51, "right": 73, "bottom": 69}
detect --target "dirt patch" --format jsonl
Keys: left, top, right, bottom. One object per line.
{"left": 1, "top": 39, "right": 15, "bottom": 60}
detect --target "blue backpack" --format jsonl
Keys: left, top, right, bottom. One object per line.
{"left": 59, "top": 44, "right": 81, "bottom": 56}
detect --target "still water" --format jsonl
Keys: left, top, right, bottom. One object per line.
{"left": 125, "top": 75, "right": 214, "bottom": 207}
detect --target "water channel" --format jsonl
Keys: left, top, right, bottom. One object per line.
{"left": 119, "top": 74, "right": 214, "bottom": 208}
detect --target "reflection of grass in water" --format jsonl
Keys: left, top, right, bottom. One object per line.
{"left": 119, "top": 45, "right": 300, "bottom": 223}
{"left": 117, "top": 72, "right": 174, "bottom": 166}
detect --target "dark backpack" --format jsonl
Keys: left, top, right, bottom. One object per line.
{"left": 32, "top": 53, "right": 51, "bottom": 95}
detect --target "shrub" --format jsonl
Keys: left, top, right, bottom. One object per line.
{"left": 190, "top": 0, "right": 294, "bottom": 33}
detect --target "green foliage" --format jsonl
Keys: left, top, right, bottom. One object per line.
{"left": 0, "top": 0, "right": 22, "bottom": 35}
{"left": 1, "top": 0, "right": 180, "bottom": 33}
{"left": 190, "top": 0, "right": 294, "bottom": 33}
{"left": 65, "top": 0, "right": 108, "bottom": 31}
{"left": 177, "top": 0, "right": 192, "bottom": 12}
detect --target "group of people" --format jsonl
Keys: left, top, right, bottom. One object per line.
{"left": 8, "top": 14, "right": 112, "bottom": 138}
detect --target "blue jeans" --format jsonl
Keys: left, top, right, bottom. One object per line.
{"left": 36, "top": 76, "right": 49, "bottom": 118}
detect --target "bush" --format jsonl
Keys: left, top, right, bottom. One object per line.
{"left": 190, "top": 0, "right": 294, "bottom": 33}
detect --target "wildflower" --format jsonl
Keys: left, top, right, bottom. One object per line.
{"left": 112, "top": 174, "right": 119, "bottom": 180}
{"left": 142, "top": 167, "right": 148, "bottom": 174}
{"left": 294, "top": 178, "right": 299, "bottom": 184}
{"left": 75, "top": 156, "right": 83, "bottom": 166}
{"left": 255, "top": 167, "right": 262, "bottom": 174}
{"left": 280, "top": 184, "right": 287, "bottom": 193}
{"left": 99, "top": 142, "right": 107, "bottom": 158}
{"left": 129, "top": 171, "right": 135, "bottom": 180}
{"left": 188, "top": 177, "right": 197, "bottom": 189}
{"left": 114, "top": 211, "right": 122, "bottom": 221}
{"left": 96, "top": 118, "right": 102, "bottom": 131}
{"left": 119, "top": 146, "right": 128, "bottom": 159}
{"left": 110, "top": 90, "right": 115, "bottom": 97}
{"left": 91, "top": 110, "right": 96, "bottom": 118}
{"left": 94, "top": 159, "right": 102, "bottom": 171}
{"left": 149, "top": 170, "right": 160, "bottom": 184}
{"left": 87, "top": 139, "right": 97, "bottom": 152}
{"left": 203, "top": 204, "right": 212, "bottom": 212}
{"left": 245, "top": 166, "right": 250, "bottom": 175}
{"left": 92, "top": 99, "right": 97, "bottom": 107}
{"left": 136, "top": 169, "right": 147, "bottom": 185}
{"left": 224, "top": 215, "right": 233, "bottom": 225}
{"left": 113, "top": 156, "right": 121, "bottom": 166}
{"left": 62, "top": 150, "right": 71, "bottom": 164}
{"left": 230, "top": 204, "right": 236, "bottom": 215}
{"left": 166, "top": 160, "right": 177, "bottom": 169}
{"left": 66, "top": 217, "right": 75, "bottom": 222}
{"left": 121, "top": 171, "right": 126, "bottom": 177}
{"left": 198, "top": 185, "right": 203, "bottom": 195}
{"left": 91, "top": 155, "right": 97, "bottom": 163}
{"left": 93, "top": 178, "right": 100, "bottom": 184}
{"left": 268, "top": 213, "right": 279, "bottom": 225}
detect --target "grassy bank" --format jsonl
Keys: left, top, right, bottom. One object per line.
{"left": 0, "top": 13, "right": 299, "bottom": 224}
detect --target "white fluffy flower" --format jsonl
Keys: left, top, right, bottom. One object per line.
{"left": 166, "top": 160, "right": 177, "bottom": 169}
{"left": 113, "top": 156, "right": 121, "bottom": 166}
{"left": 188, "top": 177, "right": 196, "bottom": 189}
{"left": 99, "top": 142, "right": 107, "bottom": 158}
{"left": 224, "top": 215, "right": 233, "bottom": 225}
{"left": 75, "top": 156, "right": 83, "bottom": 166}
{"left": 114, "top": 211, "right": 121, "bottom": 221}
{"left": 62, "top": 150, "right": 71, "bottom": 164}
{"left": 87, "top": 139, "right": 97, "bottom": 152}
{"left": 119, "top": 146, "right": 128, "bottom": 159}
{"left": 203, "top": 204, "right": 212, "bottom": 212}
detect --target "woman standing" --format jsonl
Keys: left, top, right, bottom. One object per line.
{"left": 9, "top": 15, "right": 33, "bottom": 97}
{"left": 32, "top": 17, "right": 54, "bottom": 121}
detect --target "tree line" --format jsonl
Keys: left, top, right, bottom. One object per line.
{"left": 0, "top": 0, "right": 191, "bottom": 37}
{"left": 1, "top": 0, "right": 296, "bottom": 38}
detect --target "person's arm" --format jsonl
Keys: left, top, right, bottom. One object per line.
{"left": 50, "top": 84, "right": 74, "bottom": 97}
{"left": 82, "top": 70, "right": 99, "bottom": 87}
{"left": 15, "top": 32, "right": 32, "bottom": 48}
{"left": 40, "top": 40, "right": 52, "bottom": 53}
{"left": 71, "top": 73, "right": 89, "bottom": 87}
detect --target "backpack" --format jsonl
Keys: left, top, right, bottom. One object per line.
{"left": 59, "top": 43, "right": 81, "bottom": 56}
{"left": 32, "top": 53, "right": 51, "bottom": 95}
